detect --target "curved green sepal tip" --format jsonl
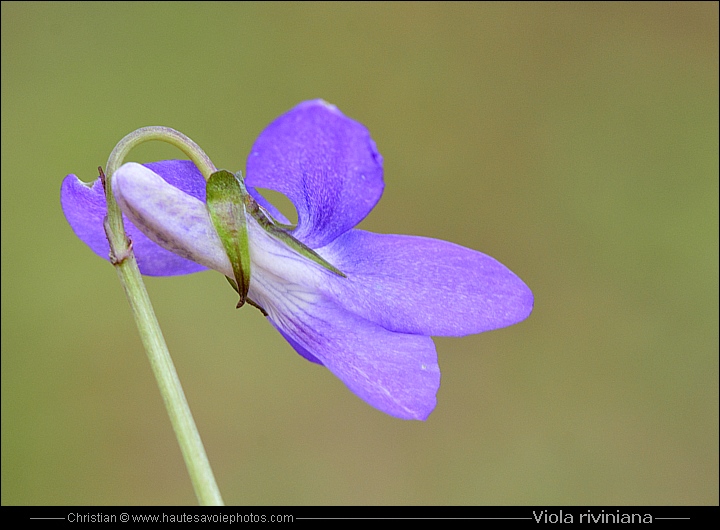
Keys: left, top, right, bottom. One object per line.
{"left": 206, "top": 170, "right": 252, "bottom": 307}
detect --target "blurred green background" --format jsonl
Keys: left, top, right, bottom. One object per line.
{"left": 2, "top": 2, "right": 717, "bottom": 506}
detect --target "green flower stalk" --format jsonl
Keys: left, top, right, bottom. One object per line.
{"left": 100, "top": 127, "right": 223, "bottom": 506}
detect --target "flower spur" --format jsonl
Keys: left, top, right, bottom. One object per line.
{"left": 61, "top": 100, "right": 533, "bottom": 420}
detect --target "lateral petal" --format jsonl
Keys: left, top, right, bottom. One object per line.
{"left": 317, "top": 230, "right": 534, "bottom": 336}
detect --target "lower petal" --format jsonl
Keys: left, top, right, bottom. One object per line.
{"left": 255, "top": 280, "right": 440, "bottom": 420}
{"left": 273, "top": 325, "right": 324, "bottom": 365}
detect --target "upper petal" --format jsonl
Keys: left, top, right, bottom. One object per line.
{"left": 317, "top": 230, "right": 534, "bottom": 336}
{"left": 246, "top": 185, "right": 291, "bottom": 225}
{"left": 245, "top": 100, "right": 384, "bottom": 248}
{"left": 60, "top": 160, "right": 209, "bottom": 276}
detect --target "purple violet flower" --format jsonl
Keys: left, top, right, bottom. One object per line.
{"left": 60, "top": 100, "right": 533, "bottom": 420}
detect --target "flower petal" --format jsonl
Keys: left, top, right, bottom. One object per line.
{"left": 258, "top": 288, "right": 440, "bottom": 420}
{"left": 144, "top": 160, "right": 207, "bottom": 202}
{"left": 60, "top": 160, "right": 209, "bottom": 276}
{"left": 273, "top": 326, "right": 324, "bottom": 365}
{"left": 317, "top": 230, "right": 534, "bottom": 336}
{"left": 111, "top": 162, "right": 232, "bottom": 275}
{"left": 245, "top": 100, "right": 384, "bottom": 248}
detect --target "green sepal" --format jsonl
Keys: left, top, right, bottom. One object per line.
{"left": 225, "top": 277, "right": 267, "bottom": 315}
{"left": 206, "top": 170, "right": 252, "bottom": 307}
{"left": 244, "top": 195, "right": 346, "bottom": 278}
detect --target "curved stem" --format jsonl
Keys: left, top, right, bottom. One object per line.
{"left": 103, "top": 127, "right": 223, "bottom": 506}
